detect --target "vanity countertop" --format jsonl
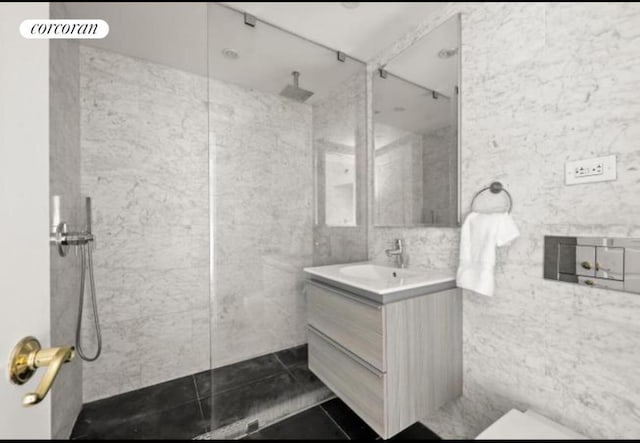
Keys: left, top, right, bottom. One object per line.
{"left": 303, "top": 261, "right": 456, "bottom": 304}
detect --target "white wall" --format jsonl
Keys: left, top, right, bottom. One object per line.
{"left": 369, "top": 2, "right": 640, "bottom": 439}
{"left": 0, "top": 2, "right": 51, "bottom": 439}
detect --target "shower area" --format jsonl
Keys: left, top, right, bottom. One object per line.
{"left": 49, "top": 2, "right": 366, "bottom": 439}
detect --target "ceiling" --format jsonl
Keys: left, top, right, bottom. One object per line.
{"left": 373, "top": 13, "right": 459, "bottom": 141}
{"left": 64, "top": 2, "right": 209, "bottom": 76}
{"left": 384, "top": 14, "right": 459, "bottom": 95}
{"left": 64, "top": 2, "right": 452, "bottom": 110}
{"left": 221, "top": 2, "right": 445, "bottom": 61}
{"left": 374, "top": 73, "right": 453, "bottom": 148}
{"left": 207, "top": 3, "right": 363, "bottom": 104}
{"left": 64, "top": 2, "right": 446, "bottom": 76}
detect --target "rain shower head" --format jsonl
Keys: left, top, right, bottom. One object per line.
{"left": 279, "top": 71, "right": 314, "bottom": 103}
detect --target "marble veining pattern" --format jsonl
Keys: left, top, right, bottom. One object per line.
{"left": 80, "top": 45, "right": 210, "bottom": 401}
{"left": 210, "top": 77, "right": 313, "bottom": 367}
{"left": 422, "top": 125, "right": 457, "bottom": 226}
{"left": 369, "top": 2, "right": 640, "bottom": 439}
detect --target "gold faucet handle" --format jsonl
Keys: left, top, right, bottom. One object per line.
{"left": 23, "top": 346, "right": 74, "bottom": 406}
{"left": 8, "top": 337, "right": 74, "bottom": 407}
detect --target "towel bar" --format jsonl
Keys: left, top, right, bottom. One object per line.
{"left": 470, "top": 181, "right": 513, "bottom": 213}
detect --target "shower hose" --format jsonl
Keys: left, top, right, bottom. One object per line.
{"left": 76, "top": 242, "right": 102, "bottom": 361}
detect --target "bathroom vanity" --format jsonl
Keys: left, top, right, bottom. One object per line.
{"left": 303, "top": 263, "right": 462, "bottom": 439}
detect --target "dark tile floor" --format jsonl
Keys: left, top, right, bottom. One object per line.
{"left": 245, "top": 397, "right": 441, "bottom": 440}
{"left": 71, "top": 343, "right": 439, "bottom": 440}
{"left": 71, "top": 344, "right": 326, "bottom": 440}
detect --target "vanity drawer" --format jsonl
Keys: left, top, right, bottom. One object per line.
{"left": 306, "top": 281, "right": 384, "bottom": 371}
{"left": 308, "top": 327, "right": 386, "bottom": 436}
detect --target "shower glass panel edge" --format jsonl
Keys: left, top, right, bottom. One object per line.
{"left": 205, "top": 2, "right": 366, "bottom": 439}
{"left": 50, "top": 2, "right": 213, "bottom": 439}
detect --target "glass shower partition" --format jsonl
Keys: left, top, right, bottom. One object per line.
{"left": 205, "top": 3, "right": 366, "bottom": 438}
{"left": 50, "top": 2, "right": 213, "bottom": 439}
{"left": 48, "top": 1, "right": 371, "bottom": 439}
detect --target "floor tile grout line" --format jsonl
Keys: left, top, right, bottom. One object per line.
{"left": 85, "top": 349, "right": 306, "bottom": 408}
{"left": 72, "top": 398, "right": 208, "bottom": 440}
{"left": 272, "top": 352, "right": 290, "bottom": 371}
{"left": 74, "top": 346, "right": 311, "bottom": 439}
{"left": 202, "top": 371, "right": 296, "bottom": 405}
{"left": 273, "top": 352, "right": 301, "bottom": 384}
{"left": 240, "top": 401, "right": 341, "bottom": 441}
{"left": 273, "top": 345, "right": 308, "bottom": 369}
{"left": 192, "top": 374, "right": 208, "bottom": 431}
{"left": 200, "top": 397, "right": 335, "bottom": 441}
{"left": 320, "top": 403, "right": 352, "bottom": 440}
{"left": 195, "top": 363, "right": 292, "bottom": 399}
{"left": 76, "top": 369, "right": 285, "bottom": 438}
{"left": 192, "top": 374, "right": 202, "bottom": 401}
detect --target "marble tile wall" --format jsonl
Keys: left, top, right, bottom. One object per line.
{"left": 209, "top": 77, "right": 313, "bottom": 367}
{"left": 422, "top": 125, "right": 457, "bottom": 226}
{"left": 369, "top": 2, "right": 640, "bottom": 439}
{"left": 49, "top": 2, "right": 82, "bottom": 437}
{"left": 372, "top": 124, "right": 455, "bottom": 227}
{"left": 80, "top": 45, "right": 210, "bottom": 401}
{"left": 374, "top": 132, "right": 424, "bottom": 226}
{"left": 80, "top": 43, "right": 319, "bottom": 400}
{"left": 312, "top": 70, "right": 368, "bottom": 266}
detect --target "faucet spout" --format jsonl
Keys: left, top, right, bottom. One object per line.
{"left": 384, "top": 239, "right": 406, "bottom": 268}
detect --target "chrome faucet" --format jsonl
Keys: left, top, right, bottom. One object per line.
{"left": 385, "top": 238, "right": 406, "bottom": 268}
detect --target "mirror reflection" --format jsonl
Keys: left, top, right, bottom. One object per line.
{"left": 373, "top": 15, "right": 460, "bottom": 227}
{"left": 325, "top": 148, "right": 356, "bottom": 226}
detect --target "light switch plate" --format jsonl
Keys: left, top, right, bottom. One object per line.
{"left": 565, "top": 155, "right": 616, "bottom": 185}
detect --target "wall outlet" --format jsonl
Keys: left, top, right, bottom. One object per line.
{"left": 565, "top": 155, "right": 616, "bottom": 185}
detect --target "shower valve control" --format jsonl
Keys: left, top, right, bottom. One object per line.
{"left": 565, "top": 155, "right": 616, "bottom": 185}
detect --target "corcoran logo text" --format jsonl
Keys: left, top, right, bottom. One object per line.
{"left": 20, "top": 20, "right": 109, "bottom": 39}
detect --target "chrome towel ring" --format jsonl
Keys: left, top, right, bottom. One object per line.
{"left": 470, "top": 181, "right": 513, "bottom": 213}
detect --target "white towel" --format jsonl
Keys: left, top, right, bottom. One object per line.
{"left": 456, "top": 212, "right": 519, "bottom": 296}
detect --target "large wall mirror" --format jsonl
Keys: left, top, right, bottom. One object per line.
{"left": 373, "top": 14, "right": 460, "bottom": 227}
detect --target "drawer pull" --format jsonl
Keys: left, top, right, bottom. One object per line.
{"left": 307, "top": 325, "right": 384, "bottom": 378}
{"left": 306, "top": 280, "right": 382, "bottom": 310}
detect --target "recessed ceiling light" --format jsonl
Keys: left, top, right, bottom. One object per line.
{"left": 222, "top": 48, "right": 239, "bottom": 60}
{"left": 341, "top": 2, "right": 360, "bottom": 9}
{"left": 438, "top": 48, "right": 458, "bottom": 59}
{"left": 393, "top": 106, "right": 405, "bottom": 112}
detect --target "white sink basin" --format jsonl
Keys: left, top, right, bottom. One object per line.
{"left": 339, "top": 263, "right": 423, "bottom": 282}
{"left": 303, "top": 261, "right": 455, "bottom": 303}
